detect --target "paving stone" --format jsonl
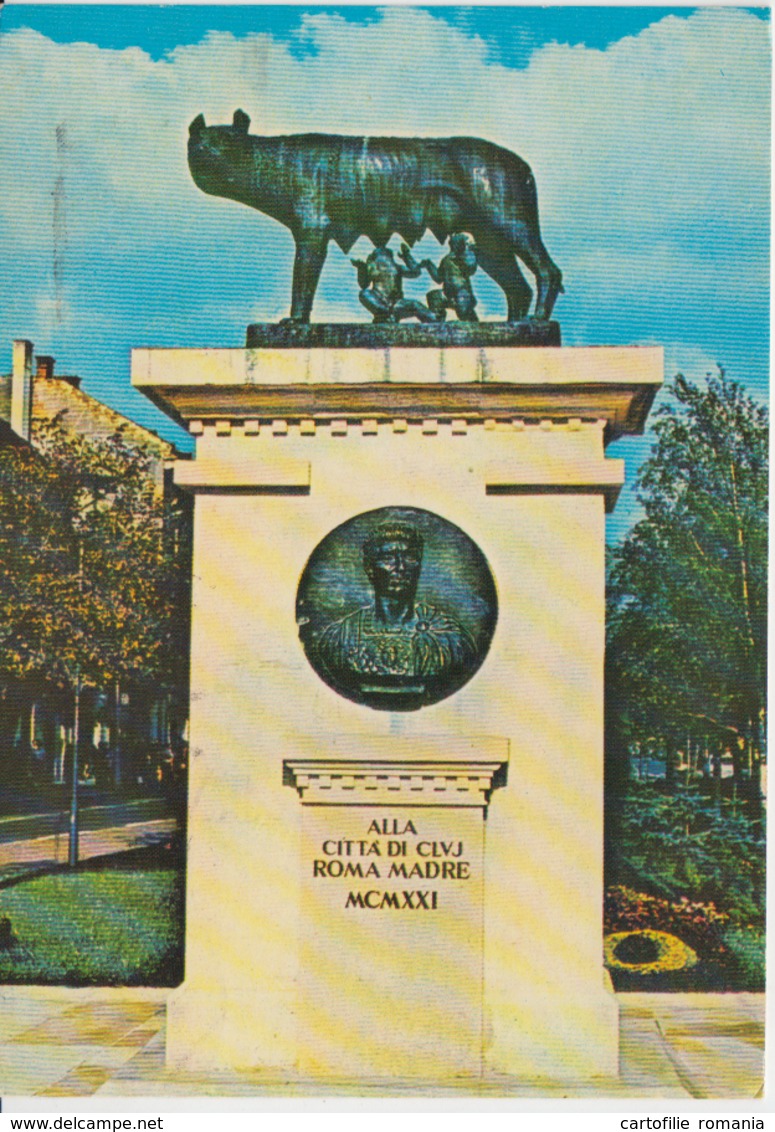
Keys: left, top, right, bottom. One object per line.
{"left": 0, "top": 993, "right": 766, "bottom": 1098}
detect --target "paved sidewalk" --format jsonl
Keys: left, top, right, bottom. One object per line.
{"left": 0, "top": 819, "right": 178, "bottom": 883}
{"left": 0, "top": 991, "right": 764, "bottom": 1099}
{"left": 0, "top": 812, "right": 762, "bottom": 1101}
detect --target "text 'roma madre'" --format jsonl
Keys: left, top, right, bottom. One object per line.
{"left": 311, "top": 818, "right": 472, "bottom": 904}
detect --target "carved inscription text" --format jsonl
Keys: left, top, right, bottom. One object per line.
{"left": 311, "top": 817, "right": 472, "bottom": 909}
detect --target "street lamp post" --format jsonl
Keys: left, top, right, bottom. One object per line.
{"left": 66, "top": 471, "right": 114, "bottom": 868}
{"left": 68, "top": 535, "right": 85, "bottom": 869}
{"left": 68, "top": 669, "right": 81, "bottom": 867}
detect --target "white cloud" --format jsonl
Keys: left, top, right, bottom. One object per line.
{"left": 2, "top": 9, "right": 768, "bottom": 238}
{"left": 663, "top": 343, "right": 729, "bottom": 385}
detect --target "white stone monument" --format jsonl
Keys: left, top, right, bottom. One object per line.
{"left": 133, "top": 339, "right": 661, "bottom": 1083}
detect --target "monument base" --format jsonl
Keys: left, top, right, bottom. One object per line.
{"left": 245, "top": 319, "right": 560, "bottom": 349}
{"left": 132, "top": 341, "right": 663, "bottom": 1089}
{"left": 486, "top": 978, "right": 620, "bottom": 1080}
{"left": 166, "top": 983, "right": 619, "bottom": 1081}
{"left": 166, "top": 987, "right": 299, "bottom": 1075}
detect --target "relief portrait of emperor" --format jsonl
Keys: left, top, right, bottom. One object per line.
{"left": 296, "top": 507, "right": 497, "bottom": 711}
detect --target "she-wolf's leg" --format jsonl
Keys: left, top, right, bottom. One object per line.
{"left": 288, "top": 233, "right": 329, "bottom": 323}
{"left": 474, "top": 236, "right": 533, "bottom": 322}
{"left": 504, "top": 224, "right": 563, "bottom": 321}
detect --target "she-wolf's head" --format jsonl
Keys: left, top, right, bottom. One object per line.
{"left": 187, "top": 109, "right": 253, "bottom": 198}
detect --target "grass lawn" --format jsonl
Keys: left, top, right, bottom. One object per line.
{"left": 0, "top": 849, "right": 184, "bottom": 986}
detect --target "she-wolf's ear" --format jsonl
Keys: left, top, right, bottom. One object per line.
{"left": 233, "top": 109, "right": 251, "bottom": 134}
{"left": 189, "top": 114, "right": 206, "bottom": 138}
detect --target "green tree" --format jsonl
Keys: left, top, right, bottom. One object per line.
{"left": 0, "top": 416, "right": 189, "bottom": 774}
{"left": 605, "top": 370, "right": 766, "bottom": 986}
{"left": 607, "top": 368, "right": 767, "bottom": 794}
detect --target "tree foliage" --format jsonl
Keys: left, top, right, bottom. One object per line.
{"left": 607, "top": 368, "right": 767, "bottom": 769}
{"left": 604, "top": 370, "right": 767, "bottom": 988}
{"left": 0, "top": 416, "right": 188, "bottom": 703}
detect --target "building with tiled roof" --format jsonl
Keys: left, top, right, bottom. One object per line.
{"left": 0, "top": 340, "right": 178, "bottom": 484}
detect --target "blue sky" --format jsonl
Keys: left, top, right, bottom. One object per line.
{"left": 0, "top": 4, "right": 769, "bottom": 541}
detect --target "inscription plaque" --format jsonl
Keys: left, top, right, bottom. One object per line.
{"left": 284, "top": 752, "right": 506, "bottom": 1075}
{"left": 299, "top": 805, "right": 485, "bottom": 1077}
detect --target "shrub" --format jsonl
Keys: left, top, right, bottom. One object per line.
{"left": 721, "top": 925, "right": 765, "bottom": 990}
{"left": 614, "top": 784, "right": 765, "bottom": 923}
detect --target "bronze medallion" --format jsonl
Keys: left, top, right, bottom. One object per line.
{"left": 296, "top": 507, "right": 497, "bottom": 711}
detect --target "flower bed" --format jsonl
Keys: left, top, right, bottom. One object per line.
{"left": 603, "top": 885, "right": 751, "bottom": 991}
{"left": 604, "top": 929, "right": 698, "bottom": 975}
{"left": 605, "top": 884, "right": 728, "bottom": 959}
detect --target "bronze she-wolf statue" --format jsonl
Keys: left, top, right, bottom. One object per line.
{"left": 188, "top": 109, "right": 563, "bottom": 325}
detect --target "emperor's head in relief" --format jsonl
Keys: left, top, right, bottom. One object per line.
{"left": 316, "top": 522, "right": 476, "bottom": 689}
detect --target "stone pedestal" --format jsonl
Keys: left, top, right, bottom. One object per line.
{"left": 288, "top": 756, "right": 498, "bottom": 1079}
{"left": 133, "top": 338, "right": 661, "bottom": 1083}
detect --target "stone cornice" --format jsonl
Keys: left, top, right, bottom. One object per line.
{"left": 132, "top": 345, "right": 663, "bottom": 443}
{"left": 283, "top": 759, "right": 508, "bottom": 808}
